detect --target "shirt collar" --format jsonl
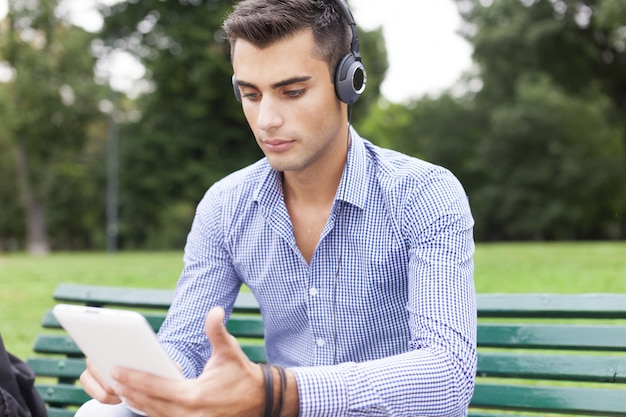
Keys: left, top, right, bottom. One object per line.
{"left": 336, "top": 127, "right": 367, "bottom": 210}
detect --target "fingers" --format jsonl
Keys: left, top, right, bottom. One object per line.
{"left": 112, "top": 365, "right": 191, "bottom": 402}
{"left": 204, "top": 307, "right": 240, "bottom": 359}
{"left": 79, "top": 359, "right": 121, "bottom": 405}
{"left": 111, "top": 367, "right": 195, "bottom": 417}
{"left": 204, "top": 306, "right": 226, "bottom": 342}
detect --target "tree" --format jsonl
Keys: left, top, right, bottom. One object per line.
{"left": 455, "top": 0, "right": 626, "bottom": 237}
{"left": 474, "top": 76, "right": 622, "bottom": 240}
{"left": 0, "top": 0, "right": 105, "bottom": 253}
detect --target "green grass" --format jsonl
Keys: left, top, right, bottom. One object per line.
{"left": 0, "top": 251, "right": 184, "bottom": 359}
{"left": 1, "top": 242, "right": 625, "bottom": 359}
{"left": 474, "top": 242, "right": 626, "bottom": 293}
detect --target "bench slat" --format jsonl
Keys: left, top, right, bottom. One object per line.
{"left": 42, "top": 310, "right": 166, "bottom": 332}
{"left": 54, "top": 283, "right": 173, "bottom": 308}
{"left": 53, "top": 283, "right": 260, "bottom": 313}
{"left": 477, "top": 293, "right": 626, "bottom": 319}
{"left": 477, "top": 352, "right": 626, "bottom": 382}
{"left": 471, "top": 383, "right": 626, "bottom": 415}
{"left": 241, "top": 344, "right": 266, "bottom": 363}
{"left": 35, "top": 384, "right": 91, "bottom": 407}
{"left": 226, "top": 317, "right": 265, "bottom": 338}
{"left": 30, "top": 347, "right": 264, "bottom": 380}
{"left": 41, "top": 311, "right": 264, "bottom": 339}
{"left": 478, "top": 323, "right": 626, "bottom": 350}
{"left": 34, "top": 335, "right": 82, "bottom": 356}
{"left": 34, "top": 334, "right": 267, "bottom": 362}
{"left": 27, "top": 357, "right": 85, "bottom": 380}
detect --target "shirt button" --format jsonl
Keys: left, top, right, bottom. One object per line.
{"left": 309, "top": 287, "right": 318, "bottom": 296}
{"left": 316, "top": 338, "right": 325, "bottom": 347}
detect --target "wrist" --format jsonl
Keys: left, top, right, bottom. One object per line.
{"left": 280, "top": 368, "right": 299, "bottom": 417}
{"left": 260, "top": 364, "right": 275, "bottom": 417}
{"left": 261, "top": 365, "right": 299, "bottom": 417}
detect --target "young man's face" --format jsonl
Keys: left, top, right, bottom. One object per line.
{"left": 232, "top": 29, "right": 347, "bottom": 176}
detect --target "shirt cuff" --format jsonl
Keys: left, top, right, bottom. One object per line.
{"left": 290, "top": 364, "right": 350, "bottom": 417}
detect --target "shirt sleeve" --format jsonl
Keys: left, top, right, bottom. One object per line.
{"left": 158, "top": 187, "right": 243, "bottom": 378}
{"left": 291, "top": 168, "right": 477, "bottom": 417}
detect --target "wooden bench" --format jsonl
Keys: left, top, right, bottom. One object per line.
{"left": 29, "top": 284, "right": 626, "bottom": 416}
{"left": 472, "top": 293, "right": 626, "bottom": 416}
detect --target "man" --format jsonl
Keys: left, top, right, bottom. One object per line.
{"left": 76, "top": 0, "right": 476, "bottom": 416}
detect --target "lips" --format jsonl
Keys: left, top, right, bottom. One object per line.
{"left": 262, "top": 138, "right": 295, "bottom": 153}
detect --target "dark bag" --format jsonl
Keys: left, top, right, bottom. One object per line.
{"left": 0, "top": 334, "right": 47, "bottom": 417}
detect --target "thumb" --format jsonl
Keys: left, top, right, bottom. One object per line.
{"left": 204, "top": 306, "right": 239, "bottom": 359}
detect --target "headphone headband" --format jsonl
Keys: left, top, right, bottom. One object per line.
{"left": 334, "top": 0, "right": 360, "bottom": 57}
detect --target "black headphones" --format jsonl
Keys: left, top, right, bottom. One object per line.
{"left": 232, "top": 0, "right": 367, "bottom": 104}
{"left": 332, "top": 0, "right": 367, "bottom": 104}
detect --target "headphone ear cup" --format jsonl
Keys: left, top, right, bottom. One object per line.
{"left": 334, "top": 53, "right": 367, "bottom": 104}
{"left": 232, "top": 75, "right": 242, "bottom": 102}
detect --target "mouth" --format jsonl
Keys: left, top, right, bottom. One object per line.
{"left": 261, "top": 138, "right": 295, "bottom": 153}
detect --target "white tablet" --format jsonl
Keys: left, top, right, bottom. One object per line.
{"left": 52, "top": 304, "right": 184, "bottom": 415}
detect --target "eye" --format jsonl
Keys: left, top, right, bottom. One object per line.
{"left": 242, "top": 92, "right": 261, "bottom": 101}
{"left": 284, "top": 89, "right": 306, "bottom": 99}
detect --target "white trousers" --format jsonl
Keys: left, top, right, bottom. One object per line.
{"left": 74, "top": 400, "right": 139, "bottom": 417}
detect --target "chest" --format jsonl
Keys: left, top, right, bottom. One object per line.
{"left": 287, "top": 201, "right": 333, "bottom": 264}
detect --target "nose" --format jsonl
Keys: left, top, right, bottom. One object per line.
{"left": 256, "top": 96, "right": 284, "bottom": 132}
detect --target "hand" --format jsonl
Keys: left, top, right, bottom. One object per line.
{"left": 110, "top": 307, "right": 265, "bottom": 417}
{"left": 79, "top": 358, "right": 122, "bottom": 405}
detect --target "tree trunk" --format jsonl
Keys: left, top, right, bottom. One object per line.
{"left": 14, "top": 142, "right": 49, "bottom": 255}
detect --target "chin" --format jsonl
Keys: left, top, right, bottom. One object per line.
{"left": 266, "top": 158, "right": 302, "bottom": 173}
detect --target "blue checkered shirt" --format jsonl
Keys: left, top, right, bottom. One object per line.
{"left": 158, "top": 130, "right": 477, "bottom": 416}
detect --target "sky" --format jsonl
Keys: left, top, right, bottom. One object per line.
{"left": 350, "top": 0, "right": 472, "bottom": 102}
{"left": 0, "top": 0, "right": 473, "bottom": 103}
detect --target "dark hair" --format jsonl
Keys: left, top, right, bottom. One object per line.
{"left": 223, "top": 0, "right": 351, "bottom": 75}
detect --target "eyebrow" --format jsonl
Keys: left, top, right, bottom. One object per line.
{"left": 236, "top": 76, "right": 312, "bottom": 91}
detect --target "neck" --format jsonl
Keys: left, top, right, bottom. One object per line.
{"left": 283, "top": 127, "right": 350, "bottom": 207}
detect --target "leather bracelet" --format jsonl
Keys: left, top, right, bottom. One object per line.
{"left": 261, "top": 364, "right": 274, "bottom": 417}
{"left": 273, "top": 365, "right": 287, "bottom": 417}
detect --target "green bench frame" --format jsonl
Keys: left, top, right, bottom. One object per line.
{"left": 30, "top": 284, "right": 626, "bottom": 417}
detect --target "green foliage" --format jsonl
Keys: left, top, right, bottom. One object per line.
{"left": 357, "top": 100, "right": 412, "bottom": 148}
{"left": 142, "top": 201, "right": 196, "bottom": 249}
{"left": 355, "top": 0, "right": 626, "bottom": 241}
{"left": 3, "top": 0, "right": 624, "bottom": 247}
{"left": 360, "top": 0, "right": 626, "bottom": 241}
{"left": 473, "top": 76, "right": 622, "bottom": 240}
{"left": 0, "top": 0, "right": 388, "bottom": 250}
{"left": 95, "top": 0, "right": 252, "bottom": 247}
{"left": 396, "top": 94, "right": 485, "bottom": 181}
{"left": 0, "top": 0, "right": 107, "bottom": 251}
{"left": 461, "top": 0, "right": 603, "bottom": 101}
{"left": 351, "top": 25, "right": 388, "bottom": 123}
